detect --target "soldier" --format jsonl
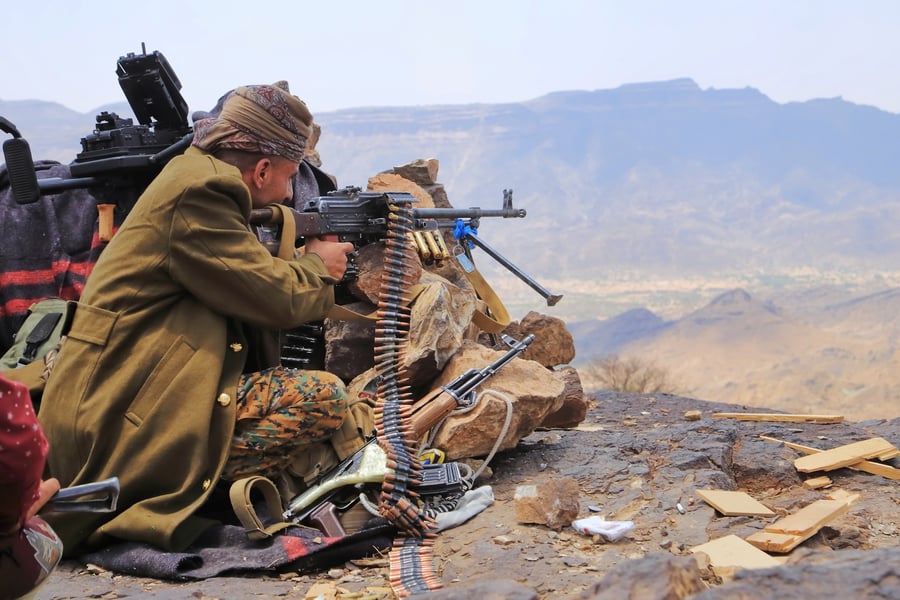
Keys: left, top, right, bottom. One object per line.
{"left": 0, "top": 375, "right": 62, "bottom": 599}
{"left": 37, "top": 81, "right": 369, "bottom": 554}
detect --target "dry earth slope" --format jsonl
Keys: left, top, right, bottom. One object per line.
{"left": 37, "top": 392, "right": 900, "bottom": 600}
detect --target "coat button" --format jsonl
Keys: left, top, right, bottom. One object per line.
{"left": 217, "top": 393, "right": 231, "bottom": 406}
{"left": 230, "top": 343, "right": 243, "bottom": 352}
{"left": 202, "top": 479, "right": 211, "bottom": 491}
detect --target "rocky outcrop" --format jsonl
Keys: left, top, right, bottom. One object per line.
{"left": 327, "top": 158, "right": 586, "bottom": 459}
{"left": 541, "top": 366, "right": 588, "bottom": 429}
{"left": 493, "top": 311, "right": 577, "bottom": 367}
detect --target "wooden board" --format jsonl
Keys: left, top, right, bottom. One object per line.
{"left": 825, "top": 489, "right": 860, "bottom": 504}
{"left": 745, "top": 531, "right": 800, "bottom": 553}
{"left": 695, "top": 489, "right": 775, "bottom": 516}
{"left": 764, "top": 499, "right": 849, "bottom": 536}
{"left": 759, "top": 435, "right": 900, "bottom": 480}
{"left": 746, "top": 498, "right": 850, "bottom": 553}
{"left": 690, "top": 534, "right": 782, "bottom": 569}
{"left": 712, "top": 412, "right": 844, "bottom": 424}
{"left": 802, "top": 476, "right": 832, "bottom": 489}
{"left": 793, "top": 437, "right": 899, "bottom": 473}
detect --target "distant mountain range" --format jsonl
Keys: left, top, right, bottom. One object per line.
{"left": 6, "top": 79, "right": 900, "bottom": 418}
{"left": 3, "top": 78, "right": 900, "bottom": 285}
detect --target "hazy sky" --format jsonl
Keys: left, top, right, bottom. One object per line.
{"left": 2, "top": 0, "right": 898, "bottom": 116}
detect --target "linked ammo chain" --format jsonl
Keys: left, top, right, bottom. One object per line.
{"left": 372, "top": 194, "right": 442, "bottom": 595}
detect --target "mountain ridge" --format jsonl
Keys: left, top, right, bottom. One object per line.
{"left": 3, "top": 78, "right": 900, "bottom": 317}
{"left": 5, "top": 79, "right": 900, "bottom": 416}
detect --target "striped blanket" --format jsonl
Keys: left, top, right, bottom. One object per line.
{"left": 0, "top": 161, "right": 105, "bottom": 352}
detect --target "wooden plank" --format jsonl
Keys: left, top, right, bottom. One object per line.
{"left": 713, "top": 412, "right": 844, "bottom": 424}
{"left": 834, "top": 459, "right": 900, "bottom": 479}
{"left": 759, "top": 435, "right": 900, "bottom": 480}
{"left": 802, "top": 476, "right": 832, "bottom": 490}
{"left": 764, "top": 499, "right": 849, "bottom": 537}
{"left": 794, "top": 437, "right": 899, "bottom": 473}
{"left": 826, "top": 489, "right": 861, "bottom": 505}
{"left": 695, "top": 489, "right": 775, "bottom": 516}
{"left": 877, "top": 447, "right": 900, "bottom": 461}
{"left": 746, "top": 530, "right": 801, "bottom": 553}
{"left": 759, "top": 435, "right": 829, "bottom": 454}
{"left": 690, "top": 534, "right": 782, "bottom": 569}
{"left": 746, "top": 498, "right": 850, "bottom": 553}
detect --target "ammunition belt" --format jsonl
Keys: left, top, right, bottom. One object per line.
{"left": 372, "top": 194, "right": 441, "bottom": 596}
{"left": 388, "top": 535, "right": 441, "bottom": 595}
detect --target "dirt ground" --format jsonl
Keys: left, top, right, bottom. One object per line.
{"left": 35, "top": 391, "right": 900, "bottom": 599}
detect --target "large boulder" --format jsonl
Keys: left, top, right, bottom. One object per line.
{"left": 489, "top": 311, "right": 576, "bottom": 368}
{"left": 539, "top": 366, "right": 589, "bottom": 429}
{"left": 427, "top": 341, "right": 566, "bottom": 460}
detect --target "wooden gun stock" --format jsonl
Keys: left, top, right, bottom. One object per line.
{"left": 407, "top": 389, "right": 460, "bottom": 440}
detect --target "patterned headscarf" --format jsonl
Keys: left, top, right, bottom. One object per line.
{"left": 192, "top": 81, "right": 312, "bottom": 162}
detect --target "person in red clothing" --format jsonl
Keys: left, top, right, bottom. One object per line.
{"left": 0, "top": 375, "right": 62, "bottom": 600}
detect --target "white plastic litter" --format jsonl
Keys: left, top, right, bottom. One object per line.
{"left": 571, "top": 516, "right": 635, "bottom": 541}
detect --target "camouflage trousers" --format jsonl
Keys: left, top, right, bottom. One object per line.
{"left": 221, "top": 366, "right": 348, "bottom": 481}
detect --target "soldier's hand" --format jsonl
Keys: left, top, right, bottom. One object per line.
{"left": 26, "top": 478, "right": 61, "bottom": 520}
{"left": 304, "top": 236, "right": 354, "bottom": 281}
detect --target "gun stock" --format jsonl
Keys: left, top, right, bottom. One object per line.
{"left": 406, "top": 333, "right": 535, "bottom": 438}
{"left": 407, "top": 388, "right": 460, "bottom": 440}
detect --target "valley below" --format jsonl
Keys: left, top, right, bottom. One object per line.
{"left": 499, "top": 270, "right": 900, "bottom": 422}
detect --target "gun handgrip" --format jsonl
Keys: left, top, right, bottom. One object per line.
{"left": 307, "top": 501, "right": 347, "bottom": 537}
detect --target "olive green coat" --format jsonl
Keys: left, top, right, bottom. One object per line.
{"left": 38, "top": 147, "right": 335, "bottom": 553}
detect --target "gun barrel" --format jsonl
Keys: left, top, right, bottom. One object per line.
{"left": 411, "top": 206, "right": 526, "bottom": 220}
{"left": 446, "top": 334, "right": 535, "bottom": 399}
{"left": 149, "top": 132, "right": 194, "bottom": 165}
{"left": 36, "top": 177, "right": 101, "bottom": 193}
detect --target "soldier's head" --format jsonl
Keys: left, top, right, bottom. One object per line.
{"left": 192, "top": 81, "right": 312, "bottom": 208}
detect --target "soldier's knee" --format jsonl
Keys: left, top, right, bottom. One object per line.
{"left": 311, "top": 370, "right": 350, "bottom": 409}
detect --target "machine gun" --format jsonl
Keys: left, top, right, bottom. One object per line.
{"left": 250, "top": 186, "right": 563, "bottom": 306}
{"left": 1, "top": 44, "right": 193, "bottom": 240}
{"left": 283, "top": 333, "right": 535, "bottom": 536}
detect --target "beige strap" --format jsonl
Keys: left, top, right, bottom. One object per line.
{"left": 326, "top": 303, "right": 377, "bottom": 321}
{"left": 228, "top": 476, "right": 296, "bottom": 540}
{"left": 268, "top": 204, "right": 297, "bottom": 261}
{"left": 327, "top": 264, "right": 511, "bottom": 333}
{"left": 326, "top": 283, "right": 428, "bottom": 321}
{"left": 455, "top": 254, "right": 510, "bottom": 334}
